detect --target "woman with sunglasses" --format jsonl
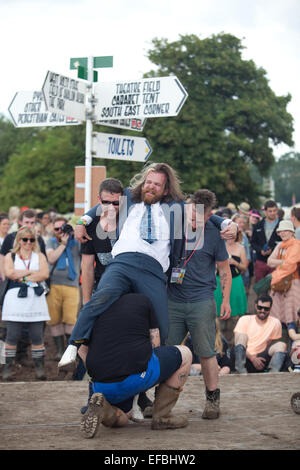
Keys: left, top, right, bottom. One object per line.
{"left": 1, "top": 226, "right": 50, "bottom": 381}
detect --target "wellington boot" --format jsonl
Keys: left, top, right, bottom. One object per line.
{"left": 33, "top": 357, "right": 46, "bottom": 380}
{"left": 53, "top": 336, "right": 65, "bottom": 361}
{"left": 234, "top": 344, "right": 247, "bottom": 374}
{"left": 202, "top": 388, "right": 220, "bottom": 419}
{"left": 2, "top": 357, "right": 14, "bottom": 381}
{"left": 151, "top": 383, "right": 188, "bottom": 430}
{"left": 80, "top": 393, "right": 121, "bottom": 439}
{"left": 268, "top": 351, "right": 286, "bottom": 373}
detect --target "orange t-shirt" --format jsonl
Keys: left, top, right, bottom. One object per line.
{"left": 234, "top": 315, "right": 282, "bottom": 355}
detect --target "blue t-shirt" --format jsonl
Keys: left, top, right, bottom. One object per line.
{"left": 167, "top": 219, "right": 228, "bottom": 302}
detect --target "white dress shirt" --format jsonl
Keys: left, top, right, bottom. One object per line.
{"left": 112, "top": 202, "right": 171, "bottom": 272}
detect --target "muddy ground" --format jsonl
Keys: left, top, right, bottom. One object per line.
{"left": 0, "top": 370, "right": 299, "bottom": 452}
{"left": 0, "top": 288, "right": 299, "bottom": 453}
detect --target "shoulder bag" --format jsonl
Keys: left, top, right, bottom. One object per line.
{"left": 271, "top": 248, "right": 297, "bottom": 294}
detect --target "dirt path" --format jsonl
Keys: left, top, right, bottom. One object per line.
{"left": 0, "top": 373, "right": 299, "bottom": 451}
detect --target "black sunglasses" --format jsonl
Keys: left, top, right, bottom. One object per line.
{"left": 101, "top": 200, "right": 120, "bottom": 206}
{"left": 257, "top": 305, "right": 271, "bottom": 312}
{"left": 21, "top": 238, "right": 35, "bottom": 243}
{"left": 54, "top": 227, "right": 62, "bottom": 231}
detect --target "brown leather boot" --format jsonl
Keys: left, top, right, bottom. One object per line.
{"left": 80, "top": 393, "right": 121, "bottom": 438}
{"left": 202, "top": 388, "right": 220, "bottom": 419}
{"left": 151, "top": 383, "right": 188, "bottom": 430}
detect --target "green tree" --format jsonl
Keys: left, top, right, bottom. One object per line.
{"left": 0, "top": 126, "right": 85, "bottom": 213}
{"left": 143, "top": 33, "right": 294, "bottom": 206}
{"left": 271, "top": 152, "right": 300, "bottom": 206}
{"left": 0, "top": 114, "right": 41, "bottom": 174}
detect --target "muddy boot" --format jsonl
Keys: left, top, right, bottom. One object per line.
{"left": 53, "top": 336, "right": 65, "bottom": 361}
{"left": 2, "top": 355, "right": 15, "bottom": 381}
{"left": 202, "top": 388, "right": 220, "bottom": 419}
{"left": 234, "top": 344, "right": 247, "bottom": 374}
{"left": 80, "top": 393, "right": 121, "bottom": 439}
{"left": 32, "top": 349, "right": 46, "bottom": 380}
{"left": 80, "top": 380, "right": 94, "bottom": 415}
{"left": 291, "top": 392, "right": 300, "bottom": 415}
{"left": 268, "top": 351, "right": 286, "bottom": 373}
{"left": 151, "top": 382, "right": 188, "bottom": 430}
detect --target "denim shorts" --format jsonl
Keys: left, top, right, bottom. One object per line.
{"left": 5, "top": 321, "right": 44, "bottom": 346}
{"left": 93, "top": 345, "right": 182, "bottom": 413}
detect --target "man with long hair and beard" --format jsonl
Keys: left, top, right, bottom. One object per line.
{"left": 59, "top": 163, "right": 235, "bottom": 366}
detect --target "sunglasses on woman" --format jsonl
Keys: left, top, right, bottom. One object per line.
{"left": 21, "top": 237, "right": 36, "bottom": 243}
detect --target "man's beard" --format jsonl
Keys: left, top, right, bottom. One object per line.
{"left": 142, "top": 189, "right": 162, "bottom": 205}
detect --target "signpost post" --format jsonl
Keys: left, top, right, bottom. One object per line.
{"left": 84, "top": 56, "right": 94, "bottom": 212}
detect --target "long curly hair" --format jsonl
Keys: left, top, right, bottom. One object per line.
{"left": 129, "top": 162, "right": 185, "bottom": 203}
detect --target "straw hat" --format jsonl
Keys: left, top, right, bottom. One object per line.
{"left": 237, "top": 202, "right": 250, "bottom": 215}
{"left": 276, "top": 220, "right": 295, "bottom": 233}
{"left": 226, "top": 202, "right": 236, "bottom": 212}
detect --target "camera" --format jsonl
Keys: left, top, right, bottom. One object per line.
{"left": 61, "top": 223, "right": 74, "bottom": 239}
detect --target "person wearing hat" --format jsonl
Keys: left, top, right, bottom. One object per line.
{"left": 248, "top": 209, "right": 262, "bottom": 228}
{"left": 251, "top": 200, "right": 281, "bottom": 282}
{"left": 267, "top": 220, "right": 300, "bottom": 327}
{"left": 237, "top": 202, "right": 250, "bottom": 216}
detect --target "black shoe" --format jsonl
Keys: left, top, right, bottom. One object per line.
{"left": 138, "top": 391, "right": 153, "bottom": 418}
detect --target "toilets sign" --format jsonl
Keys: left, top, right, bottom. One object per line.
{"left": 94, "top": 76, "right": 188, "bottom": 121}
{"left": 92, "top": 132, "right": 152, "bottom": 162}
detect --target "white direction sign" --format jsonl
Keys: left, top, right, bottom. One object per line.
{"left": 94, "top": 76, "right": 188, "bottom": 121}
{"left": 92, "top": 132, "right": 152, "bottom": 162}
{"left": 8, "top": 91, "right": 80, "bottom": 127}
{"left": 42, "top": 71, "right": 87, "bottom": 121}
{"left": 97, "top": 118, "right": 146, "bottom": 132}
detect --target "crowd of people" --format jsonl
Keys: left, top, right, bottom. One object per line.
{"left": 0, "top": 162, "right": 299, "bottom": 437}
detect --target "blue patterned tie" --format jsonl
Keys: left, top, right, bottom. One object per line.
{"left": 140, "top": 204, "right": 157, "bottom": 244}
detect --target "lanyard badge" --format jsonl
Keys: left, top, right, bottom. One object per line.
{"left": 170, "top": 267, "right": 186, "bottom": 284}
{"left": 170, "top": 228, "right": 204, "bottom": 284}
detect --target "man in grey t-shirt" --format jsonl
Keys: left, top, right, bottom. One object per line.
{"left": 167, "top": 190, "right": 232, "bottom": 421}
{"left": 46, "top": 217, "right": 81, "bottom": 359}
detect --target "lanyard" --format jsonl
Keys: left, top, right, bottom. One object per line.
{"left": 183, "top": 228, "right": 204, "bottom": 267}
{"left": 20, "top": 254, "right": 31, "bottom": 270}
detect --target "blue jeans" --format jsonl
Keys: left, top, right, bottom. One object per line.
{"left": 70, "top": 253, "right": 169, "bottom": 344}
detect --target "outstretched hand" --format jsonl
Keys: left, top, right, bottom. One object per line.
{"left": 75, "top": 224, "right": 92, "bottom": 243}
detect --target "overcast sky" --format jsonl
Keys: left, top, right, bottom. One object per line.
{"left": 1, "top": 0, "right": 299, "bottom": 158}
